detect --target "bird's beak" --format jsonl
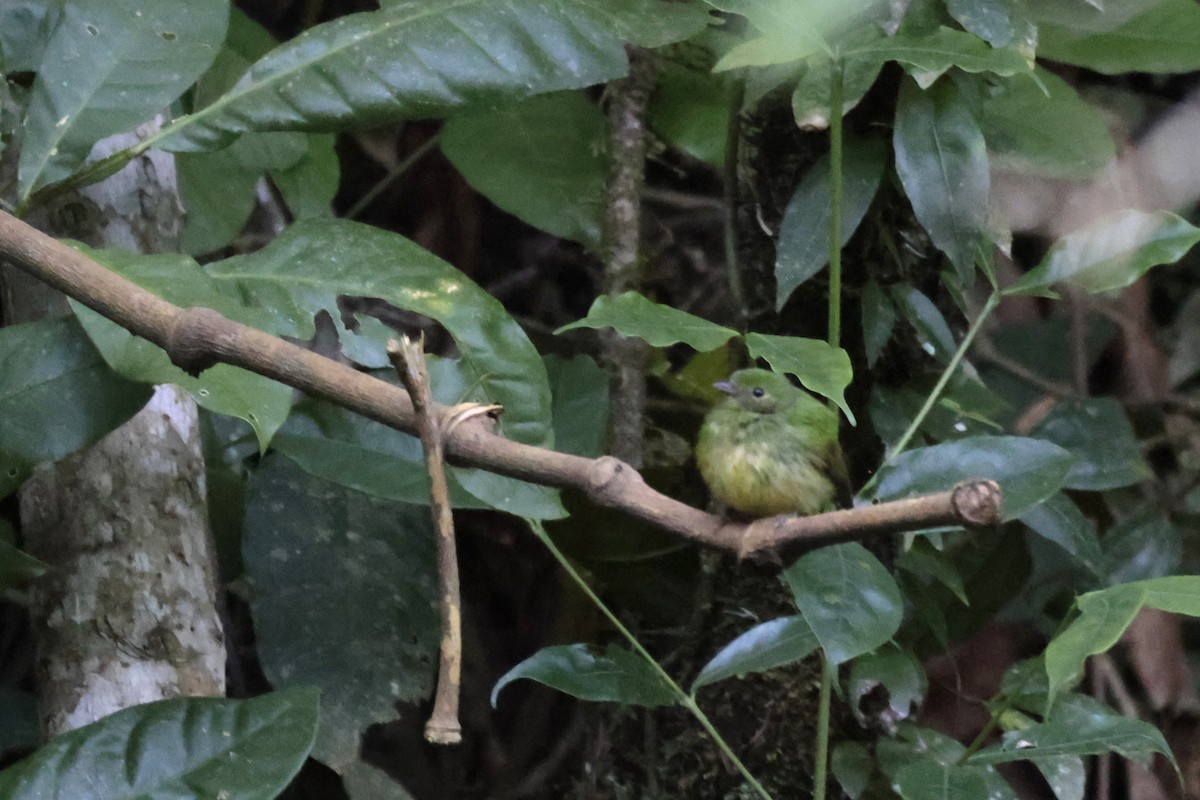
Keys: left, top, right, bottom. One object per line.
{"left": 713, "top": 380, "right": 735, "bottom": 395}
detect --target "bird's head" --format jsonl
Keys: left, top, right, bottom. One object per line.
{"left": 713, "top": 369, "right": 802, "bottom": 415}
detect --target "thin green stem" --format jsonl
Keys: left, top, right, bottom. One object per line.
{"left": 860, "top": 292, "right": 1000, "bottom": 496}
{"left": 813, "top": 654, "right": 834, "bottom": 800}
{"left": 724, "top": 80, "right": 747, "bottom": 329}
{"left": 528, "top": 520, "right": 774, "bottom": 800}
{"left": 827, "top": 59, "right": 844, "bottom": 350}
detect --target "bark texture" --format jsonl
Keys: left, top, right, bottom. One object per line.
{"left": 1, "top": 122, "right": 224, "bottom": 738}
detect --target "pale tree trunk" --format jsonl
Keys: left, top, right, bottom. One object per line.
{"left": 0, "top": 121, "right": 225, "bottom": 738}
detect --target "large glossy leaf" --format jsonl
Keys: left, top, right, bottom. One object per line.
{"left": 492, "top": 643, "right": 676, "bottom": 707}
{"left": 1019, "top": 493, "right": 1103, "bottom": 577}
{"left": 1100, "top": 510, "right": 1181, "bottom": 586}
{"left": 0, "top": 0, "right": 58, "bottom": 73}
{"left": 945, "top": 0, "right": 1015, "bottom": 46}
{"left": 691, "top": 616, "right": 819, "bottom": 692}
{"left": 0, "top": 316, "right": 152, "bottom": 497}
{"left": 892, "top": 762, "right": 990, "bottom": 800}
{"left": 161, "top": 0, "right": 708, "bottom": 152}
{"left": 650, "top": 60, "right": 733, "bottom": 165}
{"left": 893, "top": 77, "right": 989, "bottom": 286}
{"left": 442, "top": 92, "right": 606, "bottom": 248}
{"left": 17, "top": 0, "right": 228, "bottom": 200}
{"left": 775, "top": 136, "right": 885, "bottom": 308}
{"left": 270, "top": 358, "right": 565, "bottom": 518}
{"left": 1037, "top": 0, "right": 1200, "bottom": 74}
{"left": 791, "top": 49, "right": 883, "bottom": 129}
{"left": 557, "top": 291, "right": 739, "bottom": 351}
{"left": 848, "top": 645, "right": 924, "bottom": 728}
{"left": 869, "top": 435, "right": 1076, "bottom": 520}
{"left": 969, "top": 694, "right": 1175, "bottom": 770}
{"left": 0, "top": 688, "right": 318, "bottom": 800}
{"left": 69, "top": 249, "right": 295, "bottom": 451}
{"left": 75, "top": 219, "right": 557, "bottom": 463}
{"left": 179, "top": 7, "right": 308, "bottom": 254}
{"left": 878, "top": 724, "right": 1018, "bottom": 800}
{"left": 743, "top": 332, "right": 855, "bottom": 423}
{"left": 243, "top": 457, "right": 439, "bottom": 771}
{"left": 1005, "top": 210, "right": 1200, "bottom": 298}
{"left": 1031, "top": 398, "right": 1151, "bottom": 491}
{"left": 979, "top": 68, "right": 1114, "bottom": 178}
{"left": 888, "top": 285, "right": 957, "bottom": 364}
{"left": 850, "top": 26, "right": 1029, "bottom": 86}
{"left": 546, "top": 355, "right": 610, "bottom": 459}
{"left": 711, "top": 0, "right": 889, "bottom": 70}
{"left": 784, "top": 543, "right": 903, "bottom": 665}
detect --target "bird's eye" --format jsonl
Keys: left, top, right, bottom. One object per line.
{"left": 751, "top": 387, "right": 765, "bottom": 398}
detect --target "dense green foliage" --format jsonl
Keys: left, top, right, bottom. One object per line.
{"left": 3, "top": 0, "right": 1200, "bottom": 798}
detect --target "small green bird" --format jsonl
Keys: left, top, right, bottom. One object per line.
{"left": 696, "top": 369, "right": 849, "bottom": 517}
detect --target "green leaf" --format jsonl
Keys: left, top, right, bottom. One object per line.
{"left": 557, "top": 291, "right": 739, "bottom": 351}
{"left": 869, "top": 435, "right": 1076, "bottom": 520}
{"left": 791, "top": 48, "right": 884, "bottom": 129}
{"left": 893, "top": 77, "right": 989, "bottom": 285}
{"left": 849, "top": 26, "right": 1029, "bottom": 85}
{"left": 162, "top": 0, "right": 706, "bottom": 152}
{"left": 969, "top": 693, "right": 1175, "bottom": 770}
{"left": 1135, "top": 574, "right": 1200, "bottom": 615}
{"left": 68, "top": 249, "right": 295, "bottom": 452}
{"left": 78, "top": 218, "right": 559, "bottom": 461}
{"left": 0, "top": 688, "right": 318, "bottom": 799}
{"left": 848, "top": 645, "right": 924, "bottom": 727}
{"left": 831, "top": 741, "right": 875, "bottom": 800}
{"left": 1037, "top": 0, "right": 1200, "bottom": 74}
{"left": 775, "top": 136, "right": 885, "bottom": 308}
{"left": 979, "top": 68, "right": 1115, "bottom": 178}
{"left": 1019, "top": 493, "right": 1103, "bottom": 577}
{"left": 1044, "top": 584, "right": 1145, "bottom": 703}
{"left": 492, "top": 643, "right": 676, "bottom": 708}
{"left": 711, "top": 0, "right": 885, "bottom": 69}
{"left": 784, "top": 543, "right": 903, "bottom": 665}
{"left": 861, "top": 279, "right": 897, "bottom": 367}
{"left": 691, "top": 615, "right": 819, "bottom": 692}
{"left": 650, "top": 60, "right": 733, "bottom": 165}
{"left": 269, "top": 395, "right": 492, "bottom": 510}
{"left": 178, "top": 8, "right": 310, "bottom": 254}
{"left": 0, "top": 0, "right": 58, "bottom": 72}
{"left": 270, "top": 134, "right": 340, "bottom": 220}
{"left": 1031, "top": 398, "right": 1151, "bottom": 491}
{"left": 546, "top": 355, "right": 610, "bottom": 459}
{"left": 0, "top": 538, "right": 48, "bottom": 591}
{"left": 243, "top": 457, "right": 439, "bottom": 771}
{"left": 895, "top": 538, "right": 968, "bottom": 604}
{"left": 1029, "top": 755, "right": 1085, "bottom": 800}
{"left": 945, "top": 0, "right": 1015, "bottom": 46}
{"left": 892, "top": 762, "right": 991, "bottom": 800}
{"left": 442, "top": 92, "right": 606, "bottom": 248}
{"left": 1101, "top": 511, "right": 1181, "bottom": 586}
{"left": 888, "top": 285, "right": 957, "bottom": 364}
{"left": 743, "top": 332, "right": 855, "bottom": 423}
{"left": 1006, "top": 210, "right": 1200, "bottom": 298}
{"left": 0, "top": 317, "right": 152, "bottom": 497}
{"left": 17, "top": 0, "right": 228, "bottom": 200}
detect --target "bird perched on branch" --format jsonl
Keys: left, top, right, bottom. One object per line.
{"left": 696, "top": 369, "right": 849, "bottom": 517}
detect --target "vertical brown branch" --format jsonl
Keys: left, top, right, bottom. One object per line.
{"left": 600, "top": 46, "right": 658, "bottom": 467}
{"left": 388, "top": 336, "right": 462, "bottom": 745}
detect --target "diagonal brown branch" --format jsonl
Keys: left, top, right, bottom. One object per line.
{"left": 0, "top": 209, "right": 1004, "bottom": 562}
